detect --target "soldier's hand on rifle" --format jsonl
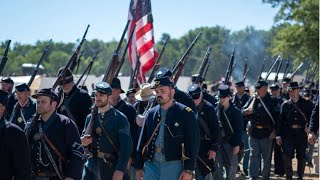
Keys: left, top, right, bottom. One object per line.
{"left": 136, "top": 115, "right": 145, "bottom": 127}
{"left": 179, "top": 170, "right": 193, "bottom": 180}
{"left": 269, "top": 130, "right": 276, "bottom": 140}
{"left": 308, "top": 132, "right": 317, "bottom": 145}
{"left": 81, "top": 134, "right": 92, "bottom": 146}
{"left": 232, "top": 146, "right": 240, "bottom": 155}
{"left": 113, "top": 170, "right": 124, "bottom": 180}
{"left": 276, "top": 136, "right": 282, "bottom": 146}
{"left": 207, "top": 150, "right": 216, "bottom": 159}
{"left": 136, "top": 169, "right": 144, "bottom": 179}
{"left": 244, "top": 108, "right": 253, "bottom": 115}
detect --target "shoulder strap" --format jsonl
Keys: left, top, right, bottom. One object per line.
{"left": 142, "top": 115, "right": 164, "bottom": 155}
{"left": 98, "top": 114, "right": 119, "bottom": 154}
{"left": 198, "top": 100, "right": 212, "bottom": 139}
{"left": 258, "top": 96, "right": 275, "bottom": 125}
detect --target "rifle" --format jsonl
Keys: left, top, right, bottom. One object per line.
{"left": 310, "top": 64, "right": 319, "bottom": 83}
{"left": 230, "top": 58, "right": 238, "bottom": 77}
{"left": 129, "top": 57, "right": 141, "bottom": 90}
{"left": 274, "top": 57, "right": 283, "bottom": 83}
{"left": 224, "top": 49, "right": 235, "bottom": 84}
{"left": 28, "top": 39, "right": 52, "bottom": 86}
{"left": 288, "top": 62, "right": 304, "bottom": 81}
{"left": 102, "top": 20, "right": 130, "bottom": 83}
{"left": 243, "top": 63, "right": 252, "bottom": 82}
{"left": 0, "top": 40, "right": 11, "bottom": 75}
{"left": 282, "top": 60, "right": 290, "bottom": 80}
{"left": 243, "top": 59, "right": 248, "bottom": 78}
{"left": 195, "top": 46, "right": 212, "bottom": 84}
{"left": 75, "top": 50, "right": 84, "bottom": 74}
{"left": 203, "top": 58, "right": 211, "bottom": 81}
{"left": 147, "top": 36, "right": 170, "bottom": 83}
{"left": 70, "top": 25, "right": 90, "bottom": 72}
{"left": 85, "top": 20, "right": 130, "bottom": 140}
{"left": 76, "top": 51, "right": 99, "bottom": 87}
{"left": 265, "top": 55, "right": 281, "bottom": 81}
{"left": 114, "top": 24, "right": 136, "bottom": 77}
{"left": 258, "top": 59, "right": 266, "bottom": 81}
{"left": 172, "top": 32, "right": 202, "bottom": 84}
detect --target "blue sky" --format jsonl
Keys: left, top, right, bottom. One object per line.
{"left": 1, "top": 0, "right": 278, "bottom": 44}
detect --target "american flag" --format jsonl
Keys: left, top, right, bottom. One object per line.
{"left": 128, "top": 0, "right": 158, "bottom": 84}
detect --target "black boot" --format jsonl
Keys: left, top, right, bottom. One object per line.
{"left": 282, "top": 154, "right": 293, "bottom": 180}
{"left": 297, "top": 158, "right": 306, "bottom": 180}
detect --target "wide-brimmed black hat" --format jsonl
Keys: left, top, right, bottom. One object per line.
{"left": 57, "top": 67, "right": 73, "bottom": 85}
{"left": 270, "top": 84, "right": 280, "bottom": 90}
{"left": 188, "top": 84, "right": 202, "bottom": 99}
{"left": 282, "top": 77, "right": 291, "bottom": 83}
{"left": 32, "top": 88, "right": 59, "bottom": 102}
{"left": 235, "top": 81, "right": 245, "bottom": 87}
{"left": 155, "top": 68, "right": 173, "bottom": 78}
{"left": 0, "top": 90, "right": 8, "bottom": 106}
{"left": 287, "top": 82, "right": 300, "bottom": 91}
{"left": 151, "top": 77, "right": 174, "bottom": 89}
{"left": 94, "top": 82, "right": 112, "bottom": 95}
{"left": 255, "top": 80, "right": 268, "bottom": 89}
{"left": 218, "top": 84, "right": 232, "bottom": 97}
{"left": 0, "top": 77, "right": 14, "bottom": 84}
{"left": 15, "top": 83, "right": 30, "bottom": 92}
{"left": 110, "top": 78, "right": 125, "bottom": 93}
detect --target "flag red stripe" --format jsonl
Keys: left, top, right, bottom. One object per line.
{"left": 136, "top": 23, "right": 153, "bottom": 39}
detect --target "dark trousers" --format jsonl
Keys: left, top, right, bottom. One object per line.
{"left": 273, "top": 141, "right": 284, "bottom": 175}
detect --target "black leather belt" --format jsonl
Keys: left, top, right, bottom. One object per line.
{"left": 289, "top": 124, "right": 303, "bottom": 129}
{"left": 36, "top": 171, "right": 57, "bottom": 177}
{"left": 88, "top": 151, "right": 113, "bottom": 159}
{"left": 254, "top": 125, "right": 270, "bottom": 129}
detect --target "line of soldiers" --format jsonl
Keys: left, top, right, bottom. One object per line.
{"left": 0, "top": 65, "right": 319, "bottom": 180}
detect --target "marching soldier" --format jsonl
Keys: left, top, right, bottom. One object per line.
{"left": 308, "top": 102, "right": 319, "bottom": 145}
{"left": 0, "top": 77, "right": 17, "bottom": 117}
{"left": 126, "top": 88, "right": 137, "bottom": 105}
{"left": 0, "top": 89, "right": 32, "bottom": 180}
{"left": 57, "top": 67, "right": 92, "bottom": 133}
{"left": 213, "top": 84, "right": 243, "bottom": 180}
{"left": 243, "top": 80, "right": 279, "bottom": 180}
{"left": 155, "top": 68, "right": 197, "bottom": 114}
{"left": 10, "top": 83, "right": 36, "bottom": 130}
{"left": 232, "top": 81, "right": 250, "bottom": 176}
{"left": 135, "top": 76, "right": 200, "bottom": 180}
{"left": 281, "top": 77, "right": 291, "bottom": 100}
{"left": 269, "top": 84, "right": 285, "bottom": 177}
{"left": 134, "top": 83, "right": 155, "bottom": 126}
{"left": 276, "top": 82, "right": 313, "bottom": 180}
{"left": 188, "top": 84, "right": 219, "bottom": 180}
{"left": 81, "top": 82, "right": 132, "bottom": 180}
{"left": 192, "top": 74, "right": 217, "bottom": 106}
{"left": 25, "top": 88, "right": 84, "bottom": 180}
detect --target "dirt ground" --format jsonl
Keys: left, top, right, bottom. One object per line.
{"left": 235, "top": 143, "right": 319, "bottom": 180}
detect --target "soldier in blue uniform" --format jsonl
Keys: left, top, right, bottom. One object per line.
{"left": 276, "top": 82, "right": 313, "bottom": 180}
{"left": 191, "top": 74, "right": 217, "bottom": 107}
{"left": 134, "top": 83, "right": 155, "bottom": 126}
{"left": 126, "top": 88, "right": 137, "bottom": 105}
{"left": 135, "top": 77, "right": 200, "bottom": 180}
{"left": 188, "top": 84, "right": 219, "bottom": 180}
{"left": 213, "top": 84, "right": 243, "bottom": 180}
{"left": 57, "top": 68, "right": 92, "bottom": 133}
{"left": 25, "top": 88, "right": 84, "bottom": 180}
{"left": 10, "top": 83, "right": 36, "bottom": 130}
{"left": 243, "top": 80, "right": 280, "bottom": 180}
{"left": 81, "top": 82, "right": 132, "bottom": 180}
{"left": 155, "top": 68, "right": 197, "bottom": 114}
{"left": 0, "top": 89, "right": 32, "bottom": 180}
{"left": 232, "top": 81, "right": 250, "bottom": 176}
{"left": 0, "top": 77, "right": 17, "bottom": 117}
{"left": 308, "top": 102, "right": 319, "bottom": 145}
{"left": 281, "top": 77, "right": 291, "bottom": 100}
{"left": 269, "top": 84, "right": 285, "bottom": 177}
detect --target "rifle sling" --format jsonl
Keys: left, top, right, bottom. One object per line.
{"left": 258, "top": 97, "right": 275, "bottom": 125}
{"left": 198, "top": 100, "right": 212, "bottom": 140}
{"left": 42, "top": 133, "right": 66, "bottom": 163}
{"left": 98, "top": 115, "right": 119, "bottom": 155}
{"left": 286, "top": 100, "right": 308, "bottom": 122}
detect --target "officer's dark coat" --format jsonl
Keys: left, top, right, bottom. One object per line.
{"left": 58, "top": 85, "right": 92, "bottom": 133}
{"left": 134, "top": 101, "right": 200, "bottom": 171}
{"left": 25, "top": 112, "right": 84, "bottom": 179}
{"left": 216, "top": 103, "right": 243, "bottom": 147}
{"left": 243, "top": 93, "right": 280, "bottom": 139}
{"left": 82, "top": 107, "right": 132, "bottom": 172}
{"left": 0, "top": 118, "right": 31, "bottom": 180}
{"left": 10, "top": 98, "right": 36, "bottom": 130}
{"left": 309, "top": 102, "right": 319, "bottom": 133}
{"left": 197, "top": 100, "right": 220, "bottom": 176}
{"left": 232, "top": 93, "right": 250, "bottom": 131}
{"left": 279, "top": 97, "right": 313, "bottom": 137}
